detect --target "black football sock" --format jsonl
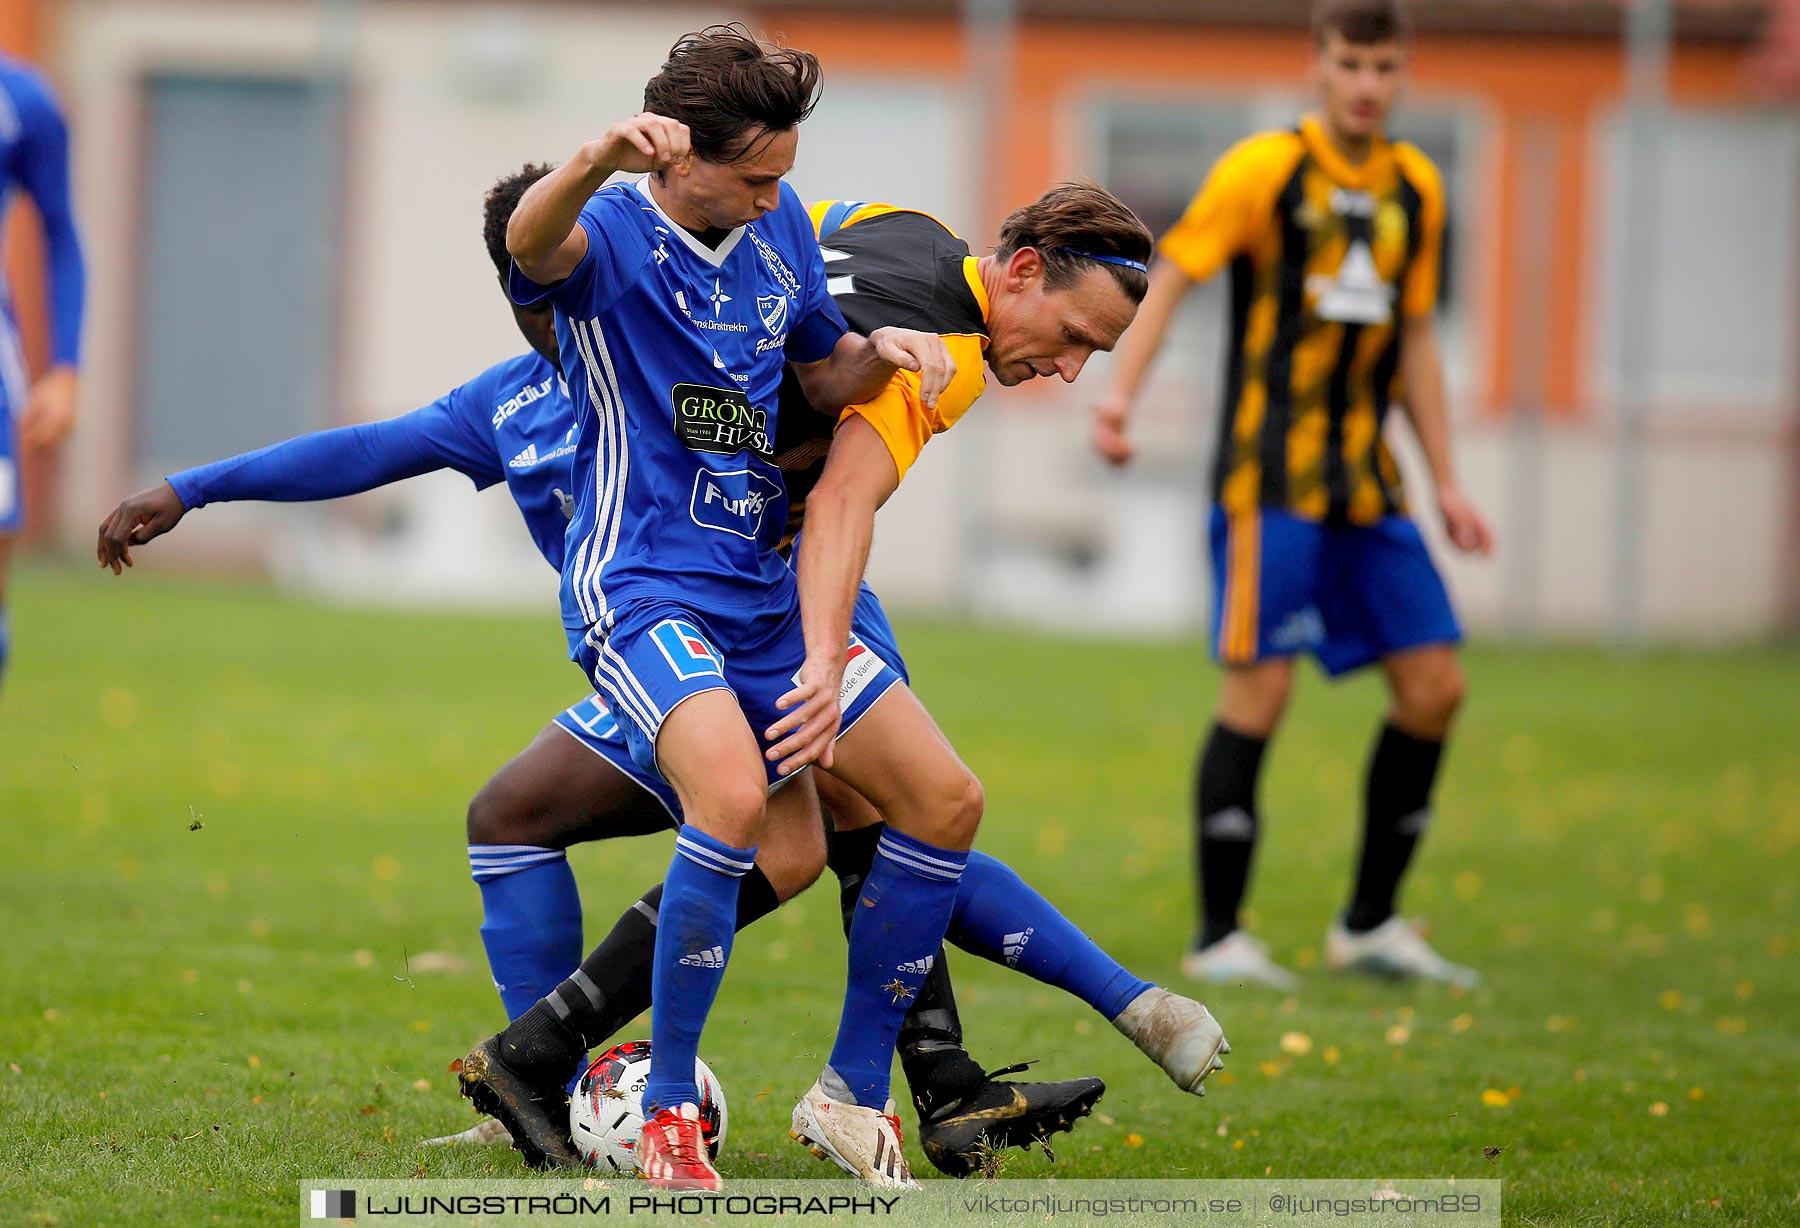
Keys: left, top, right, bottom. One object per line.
{"left": 897, "top": 955, "right": 985, "bottom": 1119}
{"left": 499, "top": 867, "right": 781, "bottom": 1078}
{"left": 1195, "top": 722, "right": 1268, "bottom": 950}
{"left": 1345, "top": 723, "right": 1445, "bottom": 934}
{"left": 826, "top": 821, "right": 886, "bottom": 933}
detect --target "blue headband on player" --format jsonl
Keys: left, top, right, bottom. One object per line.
{"left": 1057, "top": 247, "right": 1148, "bottom": 273}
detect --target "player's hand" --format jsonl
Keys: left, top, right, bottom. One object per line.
{"left": 1091, "top": 392, "right": 1134, "bottom": 467}
{"left": 588, "top": 113, "right": 692, "bottom": 177}
{"left": 96, "top": 481, "right": 189, "bottom": 574}
{"left": 1437, "top": 485, "right": 1494, "bottom": 556}
{"left": 869, "top": 327, "right": 955, "bottom": 409}
{"left": 20, "top": 365, "right": 77, "bottom": 449}
{"left": 765, "top": 652, "right": 846, "bottom": 776}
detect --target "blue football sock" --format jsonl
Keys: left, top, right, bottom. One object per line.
{"left": 949, "top": 850, "right": 1152, "bottom": 1022}
{"left": 0, "top": 601, "right": 10, "bottom": 694}
{"left": 829, "top": 827, "right": 967, "bottom": 1108}
{"left": 470, "top": 845, "right": 583, "bottom": 1021}
{"left": 643, "top": 825, "right": 756, "bottom": 1116}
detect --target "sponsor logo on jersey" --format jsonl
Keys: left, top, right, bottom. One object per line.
{"left": 747, "top": 226, "right": 800, "bottom": 299}
{"left": 896, "top": 955, "right": 936, "bottom": 976}
{"left": 508, "top": 436, "right": 577, "bottom": 471}
{"left": 492, "top": 376, "right": 555, "bottom": 428}
{"left": 678, "top": 945, "right": 726, "bottom": 969}
{"left": 1002, "top": 928, "right": 1035, "bottom": 967}
{"left": 650, "top": 619, "right": 725, "bottom": 682}
{"left": 671, "top": 384, "right": 774, "bottom": 460}
{"left": 689, "top": 468, "right": 782, "bottom": 541}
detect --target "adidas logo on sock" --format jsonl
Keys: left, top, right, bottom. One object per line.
{"left": 678, "top": 945, "right": 726, "bottom": 969}
{"left": 895, "top": 955, "right": 935, "bottom": 976}
{"left": 1002, "top": 928, "right": 1034, "bottom": 967}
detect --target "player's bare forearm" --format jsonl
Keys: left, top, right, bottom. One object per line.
{"left": 766, "top": 417, "right": 899, "bottom": 773}
{"left": 1106, "top": 261, "right": 1192, "bottom": 405}
{"left": 1397, "top": 314, "right": 1457, "bottom": 492}
{"left": 798, "top": 328, "right": 953, "bottom": 413}
{"left": 1400, "top": 314, "right": 1494, "bottom": 555}
{"left": 508, "top": 115, "right": 693, "bottom": 283}
{"left": 1093, "top": 261, "right": 1193, "bottom": 465}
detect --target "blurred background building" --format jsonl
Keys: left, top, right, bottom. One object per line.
{"left": 5, "top": 0, "right": 1798, "bottom": 639}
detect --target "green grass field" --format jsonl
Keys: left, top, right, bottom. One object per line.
{"left": 4, "top": 563, "right": 1797, "bottom": 1225}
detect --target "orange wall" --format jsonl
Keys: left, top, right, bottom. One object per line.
{"left": 769, "top": 11, "right": 1765, "bottom": 418}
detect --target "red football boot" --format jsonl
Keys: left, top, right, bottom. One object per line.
{"left": 637, "top": 1103, "right": 721, "bottom": 1191}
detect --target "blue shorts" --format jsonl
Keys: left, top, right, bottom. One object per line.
{"left": 555, "top": 585, "right": 908, "bottom": 824}
{"left": 0, "top": 379, "right": 18, "bottom": 536}
{"left": 1209, "top": 505, "right": 1461, "bottom": 678}
{"left": 574, "top": 585, "right": 905, "bottom": 791}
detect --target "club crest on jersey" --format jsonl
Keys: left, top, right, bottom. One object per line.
{"left": 650, "top": 619, "right": 725, "bottom": 681}
{"left": 690, "top": 467, "right": 782, "bottom": 541}
{"left": 756, "top": 294, "right": 788, "bottom": 337}
{"left": 790, "top": 635, "right": 889, "bottom": 709}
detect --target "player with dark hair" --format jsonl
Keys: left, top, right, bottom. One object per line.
{"left": 474, "top": 23, "right": 983, "bottom": 1189}
{"left": 0, "top": 53, "right": 85, "bottom": 696}
{"left": 1091, "top": 0, "right": 1493, "bottom": 989}
{"left": 98, "top": 165, "right": 1220, "bottom": 1180}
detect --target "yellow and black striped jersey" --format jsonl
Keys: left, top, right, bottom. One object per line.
{"left": 1161, "top": 115, "right": 1446, "bottom": 525}
{"left": 773, "top": 200, "right": 991, "bottom": 543}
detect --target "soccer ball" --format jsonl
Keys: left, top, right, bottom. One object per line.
{"left": 568, "top": 1040, "right": 728, "bottom": 1172}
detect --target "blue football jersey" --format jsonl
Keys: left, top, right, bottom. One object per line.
{"left": 456, "top": 352, "right": 580, "bottom": 569}
{"left": 510, "top": 178, "right": 845, "bottom": 646}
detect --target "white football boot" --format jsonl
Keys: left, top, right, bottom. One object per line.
{"left": 791, "top": 1077, "right": 920, "bottom": 1189}
{"left": 421, "top": 1117, "right": 513, "bottom": 1146}
{"left": 1181, "top": 930, "right": 1299, "bottom": 990}
{"left": 1111, "top": 987, "right": 1231, "bottom": 1095}
{"left": 1325, "top": 917, "right": 1480, "bottom": 988}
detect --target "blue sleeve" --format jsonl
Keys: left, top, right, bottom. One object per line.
{"left": 508, "top": 190, "right": 654, "bottom": 316}
{"left": 9, "top": 69, "right": 84, "bottom": 367}
{"left": 167, "top": 385, "right": 503, "bottom": 511}
{"left": 782, "top": 187, "right": 846, "bottom": 363}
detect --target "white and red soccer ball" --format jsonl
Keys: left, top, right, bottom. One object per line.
{"left": 568, "top": 1040, "right": 727, "bottom": 1172}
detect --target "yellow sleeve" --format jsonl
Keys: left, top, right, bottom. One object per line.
{"left": 840, "top": 334, "right": 988, "bottom": 483}
{"left": 1394, "top": 144, "right": 1447, "bottom": 318}
{"left": 1158, "top": 132, "right": 1297, "bottom": 284}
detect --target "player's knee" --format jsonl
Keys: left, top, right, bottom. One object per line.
{"left": 762, "top": 829, "right": 827, "bottom": 903}
{"left": 465, "top": 772, "right": 549, "bottom": 846}
{"left": 1395, "top": 658, "right": 1466, "bottom": 730}
{"left": 692, "top": 775, "right": 770, "bottom": 846}
{"left": 931, "top": 770, "right": 985, "bottom": 849}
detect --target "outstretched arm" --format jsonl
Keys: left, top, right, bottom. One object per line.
{"left": 763, "top": 414, "right": 899, "bottom": 775}
{"left": 96, "top": 408, "right": 493, "bottom": 572}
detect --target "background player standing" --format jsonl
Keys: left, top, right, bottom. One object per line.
{"left": 1091, "top": 0, "right": 1493, "bottom": 989}
{"left": 0, "top": 52, "right": 84, "bottom": 695}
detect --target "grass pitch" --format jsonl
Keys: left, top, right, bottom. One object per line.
{"left": 3, "top": 563, "right": 1797, "bottom": 1225}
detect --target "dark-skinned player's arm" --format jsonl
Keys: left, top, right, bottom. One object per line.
{"left": 763, "top": 413, "right": 899, "bottom": 776}
{"left": 96, "top": 404, "right": 499, "bottom": 573}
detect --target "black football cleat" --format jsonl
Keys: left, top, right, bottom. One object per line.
{"left": 918, "top": 1063, "right": 1106, "bottom": 1177}
{"left": 456, "top": 1034, "right": 581, "bottom": 1170}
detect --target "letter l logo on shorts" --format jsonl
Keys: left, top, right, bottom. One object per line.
{"left": 650, "top": 619, "right": 725, "bottom": 681}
